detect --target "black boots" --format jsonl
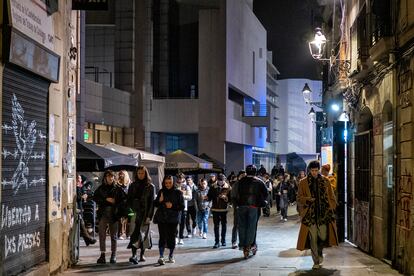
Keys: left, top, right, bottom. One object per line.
{"left": 97, "top": 252, "right": 116, "bottom": 264}
{"left": 110, "top": 252, "right": 116, "bottom": 264}
{"left": 97, "top": 253, "right": 106, "bottom": 264}
{"left": 129, "top": 247, "right": 139, "bottom": 264}
{"left": 85, "top": 238, "right": 96, "bottom": 246}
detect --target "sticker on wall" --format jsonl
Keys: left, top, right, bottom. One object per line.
{"left": 67, "top": 177, "right": 74, "bottom": 204}
{"left": 50, "top": 182, "right": 62, "bottom": 220}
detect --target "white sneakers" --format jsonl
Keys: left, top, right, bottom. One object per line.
{"left": 178, "top": 239, "right": 184, "bottom": 245}
{"left": 202, "top": 233, "right": 207, "bottom": 239}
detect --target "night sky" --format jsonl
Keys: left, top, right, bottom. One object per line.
{"left": 254, "top": 0, "right": 322, "bottom": 80}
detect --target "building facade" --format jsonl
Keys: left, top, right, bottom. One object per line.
{"left": 149, "top": 0, "right": 270, "bottom": 173}
{"left": 276, "top": 79, "right": 322, "bottom": 166}
{"left": 318, "top": 0, "right": 414, "bottom": 274}
{"left": 0, "top": 0, "right": 80, "bottom": 274}
{"left": 252, "top": 51, "right": 280, "bottom": 171}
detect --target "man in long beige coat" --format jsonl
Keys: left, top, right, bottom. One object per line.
{"left": 296, "top": 160, "right": 338, "bottom": 269}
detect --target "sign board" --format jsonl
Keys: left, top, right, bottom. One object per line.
{"left": 9, "top": 30, "right": 60, "bottom": 82}
{"left": 9, "top": 0, "right": 55, "bottom": 50}
{"left": 321, "top": 146, "right": 333, "bottom": 174}
{"left": 72, "top": 0, "right": 108, "bottom": 10}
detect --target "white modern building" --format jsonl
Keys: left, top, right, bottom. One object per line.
{"left": 252, "top": 51, "right": 280, "bottom": 171}
{"left": 150, "top": 0, "right": 269, "bottom": 173}
{"left": 276, "top": 79, "right": 322, "bottom": 166}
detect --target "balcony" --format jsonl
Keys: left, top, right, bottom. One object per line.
{"left": 242, "top": 103, "right": 270, "bottom": 127}
{"left": 369, "top": 10, "right": 394, "bottom": 63}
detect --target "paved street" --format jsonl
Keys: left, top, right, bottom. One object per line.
{"left": 63, "top": 207, "right": 402, "bottom": 276}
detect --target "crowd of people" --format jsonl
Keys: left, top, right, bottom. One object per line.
{"left": 75, "top": 161, "right": 338, "bottom": 269}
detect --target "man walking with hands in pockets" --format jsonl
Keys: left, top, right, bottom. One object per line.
{"left": 296, "top": 160, "right": 338, "bottom": 269}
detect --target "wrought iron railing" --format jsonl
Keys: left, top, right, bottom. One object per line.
{"left": 370, "top": 16, "right": 392, "bottom": 46}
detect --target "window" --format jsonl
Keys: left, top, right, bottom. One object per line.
{"left": 253, "top": 51, "right": 255, "bottom": 84}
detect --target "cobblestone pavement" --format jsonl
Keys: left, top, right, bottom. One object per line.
{"left": 62, "top": 206, "right": 402, "bottom": 276}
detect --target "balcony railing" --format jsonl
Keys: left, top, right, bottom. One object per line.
{"left": 371, "top": 16, "right": 392, "bottom": 46}
{"left": 85, "top": 66, "right": 113, "bottom": 88}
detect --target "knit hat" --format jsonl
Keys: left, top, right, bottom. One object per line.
{"left": 322, "top": 164, "right": 331, "bottom": 171}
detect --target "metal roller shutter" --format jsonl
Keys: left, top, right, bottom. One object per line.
{"left": 0, "top": 65, "right": 49, "bottom": 276}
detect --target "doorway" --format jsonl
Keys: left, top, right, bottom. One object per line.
{"left": 382, "top": 101, "right": 395, "bottom": 262}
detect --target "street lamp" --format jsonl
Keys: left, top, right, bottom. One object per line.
{"left": 309, "top": 28, "right": 327, "bottom": 60}
{"left": 302, "top": 83, "right": 311, "bottom": 103}
{"left": 308, "top": 107, "right": 316, "bottom": 122}
{"left": 301, "top": 83, "right": 324, "bottom": 109}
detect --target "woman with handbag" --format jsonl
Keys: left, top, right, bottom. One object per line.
{"left": 154, "top": 175, "right": 184, "bottom": 265}
{"left": 93, "top": 170, "right": 127, "bottom": 264}
{"left": 127, "top": 166, "right": 156, "bottom": 264}
{"left": 117, "top": 170, "right": 131, "bottom": 240}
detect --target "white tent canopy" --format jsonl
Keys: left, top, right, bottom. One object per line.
{"left": 100, "top": 143, "right": 165, "bottom": 188}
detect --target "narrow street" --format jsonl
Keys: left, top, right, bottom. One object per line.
{"left": 63, "top": 208, "right": 401, "bottom": 276}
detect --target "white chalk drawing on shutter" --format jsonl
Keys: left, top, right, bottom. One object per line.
{"left": 1, "top": 94, "right": 46, "bottom": 194}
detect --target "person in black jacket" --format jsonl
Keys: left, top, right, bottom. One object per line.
{"left": 154, "top": 175, "right": 184, "bottom": 265}
{"left": 93, "top": 170, "right": 127, "bottom": 264}
{"left": 76, "top": 174, "right": 96, "bottom": 246}
{"left": 127, "top": 166, "right": 156, "bottom": 264}
{"left": 233, "top": 165, "right": 268, "bottom": 259}
{"left": 207, "top": 173, "right": 231, "bottom": 248}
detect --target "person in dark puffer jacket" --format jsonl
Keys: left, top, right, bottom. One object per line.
{"left": 154, "top": 175, "right": 184, "bottom": 265}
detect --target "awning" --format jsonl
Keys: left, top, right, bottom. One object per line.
{"left": 76, "top": 141, "right": 138, "bottom": 171}
{"left": 165, "top": 150, "right": 212, "bottom": 173}
{"left": 99, "top": 143, "right": 165, "bottom": 189}
{"left": 198, "top": 153, "right": 225, "bottom": 173}
{"left": 101, "top": 143, "right": 165, "bottom": 164}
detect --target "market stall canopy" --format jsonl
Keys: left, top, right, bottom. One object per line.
{"left": 100, "top": 143, "right": 165, "bottom": 189}
{"left": 165, "top": 150, "right": 212, "bottom": 173}
{"left": 101, "top": 143, "right": 165, "bottom": 164}
{"left": 198, "top": 153, "right": 225, "bottom": 173}
{"left": 76, "top": 141, "right": 138, "bottom": 171}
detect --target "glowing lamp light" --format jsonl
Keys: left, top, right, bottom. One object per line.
{"left": 308, "top": 107, "right": 316, "bottom": 122}
{"left": 331, "top": 103, "right": 340, "bottom": 112}
{"left": 309, "top": 28, "right": 327, "bottom": 59}
{"left": 338, "top": 111, "right": 350, "bottom": 122}
{"left": 302, "top": 83, "right": 312, "bottom": 103}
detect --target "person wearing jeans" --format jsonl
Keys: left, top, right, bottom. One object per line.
{"left": 195, "top": 179, "right": 211, "bottom": 238}
{"left": 233, "top": 165, "right": 268, "bottom": 259}
{"left": 93, "top": 170, "right": 126, "bottom": 264}
{"left": 176, "top": 174, "right": 192, "bottom": 244}
{"left": 206, "top": 174, "right": 231, "bottom": 248}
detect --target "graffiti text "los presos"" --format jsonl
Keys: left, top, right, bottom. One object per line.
{"left": 4, "top": 231, "right": 41, "bottom": 258}
{"left": 1, "top": 204, "right": 39, "bottom": 229}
